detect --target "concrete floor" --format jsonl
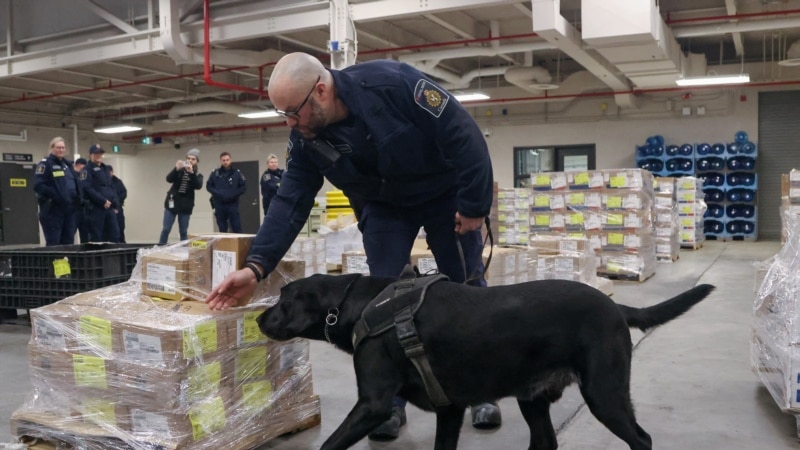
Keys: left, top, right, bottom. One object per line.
{"left": 1, "top": 240, "right": 799, "bottom": 449}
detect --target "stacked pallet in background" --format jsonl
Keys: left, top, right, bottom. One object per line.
{"left": 490, "top": 188, "right": 531, "bottom": 246}
{"left": 653, "top": 177, "right": 680, "bottom": 262}
{"left": 675, "top": 177, "right": 707, "bottom": 249}
{"left": 530, "top": 235, "right": 613, "bottom": 296}
{"left": 11, "top": 236, "right": 320, "bottom": 449}
{"left": 483, "top": 245, "right": 537, "bottom": 286}
{"left": 286, "top": 237, "right": 327, "bottom": 277}
{"left": 530, "top": 169, "right": 656, "bottom": 282}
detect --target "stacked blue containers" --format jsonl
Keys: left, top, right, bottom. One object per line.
{"left": 635, "top": 135, "right": 666, "bottom": 176}
{"left": 664, "top": 142, "right": 695, "bottom": 177}
{"left": 696, "top": 141, "right": 727, "bottom": 239}
{"left": 724, "top": 131, "right": 757, "bottom": 240}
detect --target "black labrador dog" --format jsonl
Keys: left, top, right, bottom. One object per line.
{"left": 258, "top": 273, "right": 714, "bottom": 450}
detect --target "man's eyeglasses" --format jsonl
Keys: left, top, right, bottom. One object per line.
{"left": 275, "top": 75, "right": 321, "bottom": 120}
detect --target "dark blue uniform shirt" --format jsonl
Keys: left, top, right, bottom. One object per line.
{"left": 34, "top": 154, "right": 79, "bottom": 209}
{"left": 206, "top": 167, "right": 246, "bottom": 204}
{"left": 260, "top": 168, "right": 284, "bottom": 212}
{"left": 83, "top": 162, "right": 119, "bottom": 208}
{"left": 247, "top": 59, "right": 493, "bottom": 274}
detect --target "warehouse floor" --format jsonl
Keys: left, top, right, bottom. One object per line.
{"left": 0, "top": 240, "right": 799, "bottom": 449}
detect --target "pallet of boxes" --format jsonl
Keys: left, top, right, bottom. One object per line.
{"left": 10, "top": 234, "right": 323, "bottom": 450}
{"left": 752, "top": 207, "right": 800, "bottom": 433}
{"left": 653, "top": 177, "right": 681, "bottom": 262}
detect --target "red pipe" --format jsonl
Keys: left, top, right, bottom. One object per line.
{"left": 202, "top": 0, "right": 268, "bottom": 97}
{"left": 666, "top": 8, "right": 800, "bottom": 25}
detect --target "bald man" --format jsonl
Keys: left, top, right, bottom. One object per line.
{"left": 206, "top": 52, "right": 498, "bottom": 439}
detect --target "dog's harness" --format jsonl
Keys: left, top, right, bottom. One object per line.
{"left": 351, "top": 265, "right": 451, "bottom": 407}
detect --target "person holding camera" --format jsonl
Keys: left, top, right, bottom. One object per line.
{"left": 158, "top": 149, "right": 203, "bottom": 244}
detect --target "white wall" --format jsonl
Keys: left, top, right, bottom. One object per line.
{"left": 1, "top": 86, "right": 763, "bottom": 245}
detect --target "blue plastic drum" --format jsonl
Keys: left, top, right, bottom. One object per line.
{"left": 735, "top": 131, "right": 749, "bottom": 143}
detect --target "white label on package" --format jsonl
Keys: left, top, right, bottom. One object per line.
{"left": 123, "top": 330, "right": 164, "bottom": 362}
{"left": 346, "top": 255, "right": 370, "bottom": 274}
{"left": 622, "top": 194, "right": 641, "bottom": 209}
{"left": 584, "top": 213, "right": 602, "bottom": 230}
{"left": 212, "top": 250, "right": 237, "bottom": 288}
{"left": 589, "top": 172, "right": 604, "bottom": 188}
{"left": 33, "top": 318, "right": 66, "bottom": 348}
{"left": 130, "top": 409, "right": 170, "bottom": 434}
{"left": 559, "top": 241, "right": 579, "bottom": 253}
{"left": 624, "top": 214, "right": 642, "bottom": 228}
{"left": 145, "top": 262, "right": 177, "bottom": 294}
{"left": 550, "top": 214, "right": 565, "bottom": 228}
{"left": 585, "top": 192, "right": 601, "bottom": 208}
{"left": 655, "top": 196, "right": 673, "bottom": 207}
{"left": 657, "top": 244, "right": 672, "bottom": 254}
{"left": 549, "top": 194, "right": 565, "bottom": 210}
{"left": 551, "top": 173, "right": 567, "bottom": 189}
{"left": 624, "top": 234, "right": 641, "bottom": 248}
{"left": 417, "top": 257, "right": 438, "bottom": 275}
{"left": 555, "top": 257, "right": 575, "bottom": 272}
{"left": 279, "top": 341, "right": 305, "bottom": 372}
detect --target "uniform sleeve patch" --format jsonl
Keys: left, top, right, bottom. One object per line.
{"left": 414, "top": 79, "right": 450, "bottom": 118}
{"left": 35, "top": 164, "right": 45, "bottom": 175}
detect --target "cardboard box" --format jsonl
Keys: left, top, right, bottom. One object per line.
{"left": 190, "top": 234, "right": 255, "bottom": 289}
{"left": 141, "top": 247, "right": 210, "bottom": 301}
{"left": 342, "top": 250, "right": 369, "bottom": 274}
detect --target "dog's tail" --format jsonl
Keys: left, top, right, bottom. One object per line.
{"left": 618, "top": 284, "right": 715, "bottom": 332}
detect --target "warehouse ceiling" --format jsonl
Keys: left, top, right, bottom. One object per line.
{"left": 2, "top": 0, "right": 800, "bottom": 143}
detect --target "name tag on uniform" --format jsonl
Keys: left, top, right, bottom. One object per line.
{"left": 53, "top": 170, "right": 65, "bottom": 178}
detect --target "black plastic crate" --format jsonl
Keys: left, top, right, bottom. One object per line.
{"left": 0, "top": 243, "right": 154, "bottom": 310}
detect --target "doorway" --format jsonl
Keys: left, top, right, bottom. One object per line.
{"left": 230, "top": 160, "right": 261, "bottom": 234}
{"left": 0, "top": 163, "right": 40, "bottom": 245}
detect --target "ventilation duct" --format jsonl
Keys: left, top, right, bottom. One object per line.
{"left": 504, "top": 66, "right": 558, "bottom": 92}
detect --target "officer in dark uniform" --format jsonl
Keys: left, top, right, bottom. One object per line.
{"left": 205, "top": 53, "right": 497, "bottom": 438}
{"left": 82, "top": 144, "right": 120, "bottom": 242}
{"left": 109, "top": 166, "right": 128, "bottom": 243}
{"left": 206, "top": 151, "right": 246, "bottom": 232}
{"left": 34, "top": 136, "right": 81, "bottom": 246}
{"left": 72, "top": 157, "right": 91, "bottom": 243}
{"left": 259, "top": 153, "right": 284, "bottom": 215}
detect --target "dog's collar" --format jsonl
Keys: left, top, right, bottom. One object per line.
{"left": 324, "top": 276, "right": 360, "bottom": 344}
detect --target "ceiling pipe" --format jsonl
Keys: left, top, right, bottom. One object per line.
{"left": 666, "top": 8, "right": 800, "bottom": 25}
{"left": 673, "top": 16, "right": 800, "bottom": 39}
{"left": 167, "top": 101, "right": 263, "bottom": 119}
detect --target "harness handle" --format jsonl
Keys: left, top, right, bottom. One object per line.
{"left": 456, "top": 216, "right": 493, "bottom": 285}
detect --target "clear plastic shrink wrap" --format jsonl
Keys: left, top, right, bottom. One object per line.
{"left": 752, "top": 208, "right": 800, "bottom": 414}
{"left": 11, "top": 235, "right": 322, "bottom": 449}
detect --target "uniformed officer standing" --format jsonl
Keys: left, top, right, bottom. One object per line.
{"left": 206, "top": 152, "right": 246, "bottom": 232}
{"left": 82, "top": 144, "right": 120, "bottom": 242}
{"left": 259, "top": 153, "right": 284, "bottom": 215}
{"left": 205, "top": 53, "right": 497, "bottom": 439}
{"left": 109, "top": 166, "right": 128, "bottom": 243}
{"left": 34, "top": 137, "right": 81, "bottom": 246}
{"left": 72, "top": 157, "right": 90, "bottom": 243}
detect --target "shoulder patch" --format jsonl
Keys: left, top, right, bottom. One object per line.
{"left": 413, "top": 79, "right": 450, "bottom": 118}
{"left": 35, "top": 163, "right": 45, "bottom": 175}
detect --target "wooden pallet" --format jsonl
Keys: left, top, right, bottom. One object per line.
{"left": 598, "top": 271, "right": 655, "bottom": 283}
{"left": 656, "top": 254, "right": 679, "bottom": 263}
{"left": 680, "top": 241, "right": 704, "bottom": 250}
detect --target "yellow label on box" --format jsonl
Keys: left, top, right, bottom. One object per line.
{"left": 534, "top": 195, "right": 550, "bottom": 207}
{"left": 240, "top": 311, "right": 265, "bottom": 345}
{"left": 609, "top": 176, "right": 627, "bottom": 188}
{"left": 188, "top": 361, "right": 222, "bottom": 401}
{"left": 568, "top": 193, "right": 585, "bottom": 205}
{"left": 606, "top": 196, "right": 622, "bottom": 208}
{"left": 183, "top": 321, "right": 219, "bottom": 358}
{"left": 574, "top": 172, "right": 589, "bottom": 185}
{"left": 497, "top": 204, "right": 509, "bottom": 212}
{"left": 73, "top": 355, "right": 108, "bottom": 389}
{"left": 607, "top": 262, "right": 622, "bottom": 273}
{"left": 681, "top": 218, "right": 694, "bottom": 227}
{"left": 52, "top": 258, "right": 71, "bottom": 278}
{"left": 236, "top": 346, "right": 268, "bottom": 381}
{"left": 569, "top": 213, "right": 584, "bottom": 225}
{"left": 498, "top": 225, "right": 508, "bottom": 233}
{"left": 534, "top": 215, "right": 551, "bottom": 226}
{"left": 242, "top": 380, "right": 273, "bottom": 412}
{"left": 535, "top": 174, "right": 551, "bottom": 186}
{"left": 190, "top": 240, "right": 208, "bottom": 249}
{"left": 79, "top": 315, "right": 112, "bottom": 352}
{"left": 607, "top": 214, "right": 623, "bottom": 226}
{"left": 608, "top": 233, "right": 624, "bottom": 245}
{"left": 189, "top": 396, "right": 227, "bottom": 441}
{"left": 568, "top": 232, "right": 585, "bottom": 239}
{"left": 680, "top": 232, "right": 693, "bottom": 241}
{"left": 679, "top": 205, "right": 694, "bottom": 214}
{"left": 498, "top": 214, "right": 509, "bottom": 222}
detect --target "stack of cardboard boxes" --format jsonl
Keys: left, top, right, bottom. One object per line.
{"left": 490, "top": 188, "right": 531, "bottom": 246}
{"left": 11, "top": 235, "right": 320, "bottom": 449}
{"left": 675, "top": 177, "right": 707, "bottom": 249}
{"left": 653, "top": 177, "right": 681, "bottom": 262}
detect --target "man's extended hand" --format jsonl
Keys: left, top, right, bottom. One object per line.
{"left": 206, "top": 268, "right": 258, "bottom": 310}
{"left": 454, "top": 212, "right": 483, "bottom": 235}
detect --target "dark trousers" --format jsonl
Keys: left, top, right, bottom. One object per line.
{"left": 116, "top": 208, "right": 126, "bottom": 243}
{"left": 77, "top": 209, "right": 90, "bottom": 243}
{"left": 40, "top": 205, "right": 77, "bottom": 246}
{"left": 88, "top": 206, "right": 120, "bottom": 243}
{"left": 214, "top": 202, "right": 242, "bottom": 233}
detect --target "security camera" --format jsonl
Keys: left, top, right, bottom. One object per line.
{"left": 482, "top": 128, "right": 492, "bottom": 138}
{"left": 174, "top": 143, "right": 181, "bottom": 150}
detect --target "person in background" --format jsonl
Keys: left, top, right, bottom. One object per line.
{"left": 206, "top": 151, "right": 246, "bottom": 232}
{"left": 158, "top": 149, "right": 203, "bottom": 244}
{"left": 34, "top": 137, "right": 80, "bottom": 246}
{"left": 109, "top": 166, "right": 128, "bottom": 243}
{"left": 204, "top": 52, "right": 498, "bottom": 439}
{"left": 72, "top": 157, "right": 90, "bottom": 243}
{"left": 82, "top": 144, "right": 120, "bottom": 242}
{"left": 259, "top": 153, "right": 284, "bottom": 216}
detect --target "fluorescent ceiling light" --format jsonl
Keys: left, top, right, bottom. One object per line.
{"left": 94, "top": 124, "right": 142, "bottom": 134}
{"left": 238, "top": 110, "right": 280, "bottom": 119}
{"left": 675, "top": 74, "right": 750, "bottom": 87}
{"left": 454, "top": 92, "right": 490, "bottom": 102}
